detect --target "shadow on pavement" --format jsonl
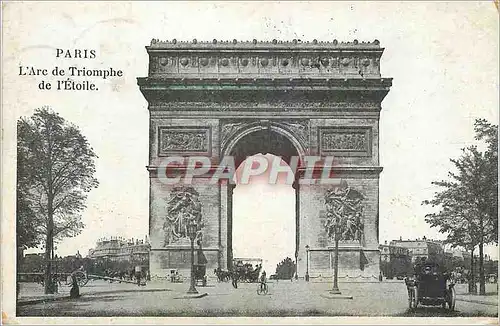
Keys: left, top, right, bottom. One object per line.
{"left": 395, "top": 307, "right": 498, "bottom": 317}
{"left": 458, "top": 292, "right": 498, "bottom": 297}
{"left": 17, "top": 295, "right": 125, "bottom": 317}
{"left": 141, "top": 309, "right": 357, "bottom": 317}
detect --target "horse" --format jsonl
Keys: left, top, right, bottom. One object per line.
{"left": 214, "top": 268, "right": 231, "bottom": 282}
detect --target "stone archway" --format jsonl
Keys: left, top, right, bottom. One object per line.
{"left": 138, "top": 39, "right": 392, "bottom": 281}
{"left": 221, "top": 125, "right": 303, "bottom": 271}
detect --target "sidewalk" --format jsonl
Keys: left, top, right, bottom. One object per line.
{"left": 17, "top": 280, "right": 173, "bottom": 306}
{"left": 454, "top": 283, "right": 498, "bottom": 306}
{"left": 456, "top": 293, "right": 498, "bottom": 306}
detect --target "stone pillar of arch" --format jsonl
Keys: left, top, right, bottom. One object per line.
{"left": 138, "top": 38, "right": 392, "bottom": 280}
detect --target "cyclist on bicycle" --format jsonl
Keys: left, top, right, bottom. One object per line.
{"left": 260, "top": 270, "right": 267, "bottom": 292}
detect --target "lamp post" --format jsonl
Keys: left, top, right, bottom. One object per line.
{"left": 331, "top": 229, "right": 341, "bottom": 294}
{"left": 305, "top": 245, "right": 310, "bottom": 282}
{"left": 187, "top": 220, "right": 199, "bottom": 294}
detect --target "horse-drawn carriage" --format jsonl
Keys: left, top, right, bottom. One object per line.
{"left": 213, "top": 258, "right": 263, "bottom": 283}
{"left": 194, "top": 264, "right": 207, "bottom": 286}
{"left": 67, "top": 270, "right": 90, "bottom": 287}
{"left": 237, "top": 265, "right": 260, "bottom": 283}
{"left": 405, "top": 262, "right": 456, "bottom": 311}
{"left": 63, "top": 267, "right": 148, "bottom": 287}
{"left": 233, "top": 258, "right": 262, "bottom": 283}
{"left": 214, "top": 268, "right": 231, "bottom": 282}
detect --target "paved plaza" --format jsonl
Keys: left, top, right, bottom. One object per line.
{"left": 17, "top": 279, "right": 498, "bottom": 317}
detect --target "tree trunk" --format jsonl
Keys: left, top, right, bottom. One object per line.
{"left": 44, "top": 230, "right": 52, "bottom": 294}
{"left": 479, "top": 242, "right": 485, "bottom": 295}
{"left": 44, "top": 206, "right": 54, "bottom": 294}
{"left": 17, "top": 247, "right": 23, "bottom": 299}
{"left": 468, "top": 247, "right": 476, "bottom": 294}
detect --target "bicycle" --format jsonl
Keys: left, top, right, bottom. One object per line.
{"left": 256, "top": 282, "right": 268, "bottom": 295}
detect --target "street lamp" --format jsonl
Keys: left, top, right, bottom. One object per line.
{"left": 305, "top": 245, "right": 310, "bottom": 282}
{"left": 186, "top": 220, "right": 199, "bottom": 294}
{"left": 331, "top": 222, "right": 341, "bottom": 294}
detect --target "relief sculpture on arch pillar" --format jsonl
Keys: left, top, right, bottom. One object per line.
{"left": 324, "top": 181, "right": 365, "bottom": 243}
{"left": 162, "top": 186, "right": 204, "bottom": 246}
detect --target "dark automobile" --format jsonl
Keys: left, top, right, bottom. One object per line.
{"left": 405, "top": 262, "right": 456, "bottom": 311}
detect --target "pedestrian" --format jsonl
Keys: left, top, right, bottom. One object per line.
{"left": 231, "top": 269, "right": 238, "bottom": 289}
{"left": 260, "top": 270, "right": 267, "bottom": 292}
{"left": 69, "top": 273, "right": 80, "bottom": 299}
{"left": 135, "top": 265, "right": 142, "bottom": 286}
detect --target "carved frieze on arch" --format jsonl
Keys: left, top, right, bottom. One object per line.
{"left": 220, "top": 119, "right": 309, "bottom": 160}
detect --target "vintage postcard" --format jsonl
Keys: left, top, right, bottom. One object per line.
{"left": 1, "top": 1, "right": 498, "bottom": 325}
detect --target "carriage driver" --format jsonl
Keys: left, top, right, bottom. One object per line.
{"left": 260, "top": 270, "right": 267, "bottom": 291}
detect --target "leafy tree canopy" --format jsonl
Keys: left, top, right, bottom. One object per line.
{"left": 17, "top": 107, "right": 99, "bottom": 249}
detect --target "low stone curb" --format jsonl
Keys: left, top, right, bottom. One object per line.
{"left": 320, "top": 293, "right": 353, "bottom": 300}
{"left": 173, "top": 292, "right": 208, "bottom": 299}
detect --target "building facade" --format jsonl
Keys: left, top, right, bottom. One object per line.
{"left": 379, "top": 242, "right": 412, "bottom": 278}
{"left": 138, "top": 39, "right": 392, "bottom": 280}
{"left": 390, "top": 237, "right": 444, "bottom": 264}
{"left": 88, "top": 236, "right": 150, "bottom": 264}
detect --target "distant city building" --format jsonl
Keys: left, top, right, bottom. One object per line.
{"left": 444, "top": 247, "right": 466, "bottom": 259}
{"left": 390, "top": 236, "right": 445, "bottom": 263}
{"left": 88, "top": 236, "right": 150, "bottom": 264}
{"left": 379, "top": 241, "right": 412, "bottom": 278}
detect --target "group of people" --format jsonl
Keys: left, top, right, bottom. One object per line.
{"left": 101, "top": 266, "right": 150, "bottom": 285}
{"left": 234, "top": 261, "right": 262, "bottom": 283}
{"left": 215, "top": 262, "right": 263, "bottom": 285}
{"left": 227, "top": 263, "right": 266, "bottom": 290}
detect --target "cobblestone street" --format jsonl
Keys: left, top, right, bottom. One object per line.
{"left": 16, "top": 280, "right": 498, "bottom": 317}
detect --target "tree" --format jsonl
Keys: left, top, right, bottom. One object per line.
{"left": 423, "top": 119, "right": 498, "bottom": 295}
{"left": 275, "top": 257, "right": 296, "bottom": 279}
{"left": 17, "top": 107, "right": 99, "bottom": 294}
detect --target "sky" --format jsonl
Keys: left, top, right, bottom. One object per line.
{"left": 2, "top": 2, "right": 498, "bottom": 269}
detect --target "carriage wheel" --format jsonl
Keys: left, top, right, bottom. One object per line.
{"left": 72, "top": 271, "right": 89, "bottom": 287}
{"left": 447, "top": 287, "right": 456, "bottom": 311}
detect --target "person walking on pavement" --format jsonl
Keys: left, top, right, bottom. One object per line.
{"left": 260, "top": 270, "right": 267, "bottom": 292}
{"left": 231, "top": 269, "right": 239, "bottom": 289}
{"left": 135, "top": 265, "right": 142, "bottom": 286}
{"left": 70, "top": 273, "right": 80, "bottom": 298}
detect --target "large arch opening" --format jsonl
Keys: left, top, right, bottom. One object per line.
{"left": 232, "top": 154, "right": 295, "bottom": 276}
{"left": 225, "top": 128, "right": 302, "bottom": 277}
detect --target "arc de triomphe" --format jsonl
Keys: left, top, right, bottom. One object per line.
{"left": 138, "top": 39, "right": 392, "bottom": 280}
